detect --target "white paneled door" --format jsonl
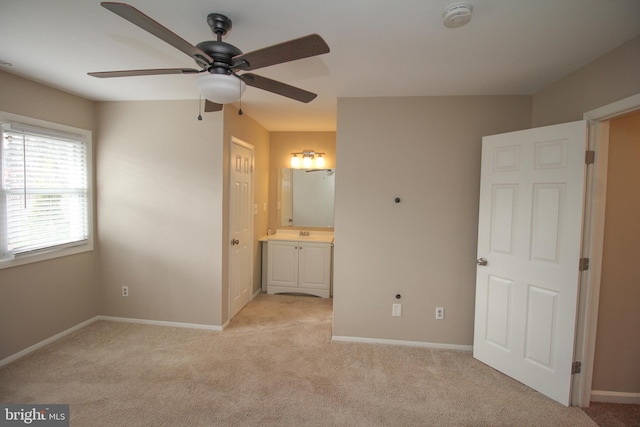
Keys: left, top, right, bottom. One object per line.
{"left": 473, "top": 121, "right": 588, "bottom": 406}
{"left": 229, "top": 138, "right": 254, "bottom": 319}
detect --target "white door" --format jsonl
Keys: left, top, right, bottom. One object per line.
{"left": 473, "top": 120, "right": 588, "bottom": 406}
{"left": 229, "top": 138, "right": 253, "bottom": 319}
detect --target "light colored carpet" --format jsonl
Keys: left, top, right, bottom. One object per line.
{"left": 0, "top": 293, "right": 596, "bottom": 426}
{"left": 582, "top": 402, "right": 640, "bottom": 426}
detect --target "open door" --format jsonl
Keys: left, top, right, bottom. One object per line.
{"left": 473, "top": 120, "right": 588, "bottom": 406}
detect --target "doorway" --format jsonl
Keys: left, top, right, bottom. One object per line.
{"left": 574, "top": 93, "right": 640, "bottom": 406}
{"left": 583, "top": 110, "right": 640, "bottom": 404}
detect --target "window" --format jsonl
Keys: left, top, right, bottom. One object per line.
{"left": 1, "top": 115, "right": 93, "bottom": 267}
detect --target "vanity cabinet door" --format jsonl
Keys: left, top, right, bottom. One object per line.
{"left": 267, "top": 240, "right": 298, "bottom": 288}
{"left": 298, "top": 242, "right": 332, "bottom": 290}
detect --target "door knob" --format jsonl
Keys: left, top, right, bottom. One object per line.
{"left": 477, "top": 257, "right": 488, "bottom": 266}
{"left": 231, "top": 239, "right": 239, "bottom": 245}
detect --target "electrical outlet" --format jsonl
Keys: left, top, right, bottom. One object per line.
{"left": 435, "top": 307, "right": 444, "bottom": 320}
{"left": 122, "top": 286, "right": 129, "bottom": 297}
{"left": 392, "top": 304, "right": 402, "bottom": 317}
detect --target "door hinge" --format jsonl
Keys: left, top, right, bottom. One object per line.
{"left": 572, "top": 361, "right": 582, "bottom": 375}
{"left": 585, "top": 150, "right": 595, "bottom": 164}
{"left": 579, "top": 258, "right": 590, "bottom": 271}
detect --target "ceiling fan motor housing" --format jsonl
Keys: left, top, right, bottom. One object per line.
{"left": 197, "top": 13, "right": 244, "bottom": 75}
{"left": 196, "top": 40, "right": 243, "bottom": 74}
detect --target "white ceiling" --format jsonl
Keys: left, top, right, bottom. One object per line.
{"left": 1, "top": 0, "right": 640, "bottom": 131}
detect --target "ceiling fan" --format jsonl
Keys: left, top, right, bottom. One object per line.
{"left": 88, "top": 2, "right": 330, "bottom": 112}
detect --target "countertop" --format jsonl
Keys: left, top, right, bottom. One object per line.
{"left": 259, "top": 230, "right": 334, "bottom": 244}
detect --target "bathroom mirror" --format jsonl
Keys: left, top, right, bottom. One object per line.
{"left": 278, "top": 168, "right": 335, "bottom": 228}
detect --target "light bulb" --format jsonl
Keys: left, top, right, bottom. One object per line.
{"left": 302, "top": 155, "right": 313, "bottom": 169}
{"left": 315, "top": 155, "right": 325, "bottom": 168}
{"left": 291, "top": 154, "right": 301, "bottom": 168}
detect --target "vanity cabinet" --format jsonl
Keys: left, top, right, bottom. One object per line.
{"left": 267, "top": 240, "right": 332, "bottom": 298}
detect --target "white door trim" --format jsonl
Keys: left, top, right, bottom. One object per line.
{"left": 572, "top": 93, "right": 640, "bottom": 407}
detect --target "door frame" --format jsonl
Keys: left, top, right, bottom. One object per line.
{"left": 572, "top": 93, "right": 640, "bottom": 406}
{"left": 228, "top": 135, "right": 255, "bottom": 320}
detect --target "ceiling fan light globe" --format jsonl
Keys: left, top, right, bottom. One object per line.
{"left": 195, "top": 73, "right": 246, "bottom": 104}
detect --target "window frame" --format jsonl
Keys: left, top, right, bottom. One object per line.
{"left": 0, "top": 112, "right": 94, "bottom": 269}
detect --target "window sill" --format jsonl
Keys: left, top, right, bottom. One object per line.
{"left": 0, "top": 241, "right": 94, "bottom": 270}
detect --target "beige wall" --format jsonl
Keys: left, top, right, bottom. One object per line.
{"left": 268, "top": 132, "right": 336, "bottom": 232}
{"left": 333, "top": 96, "right": 531, "bottom": 345}
{"left": 591, "top": 111, "right": 640, "bottom": 393}
{"left": 223, "top": 105, "right": 270, "bottom": 313}
{"left": 96, "top": 100, "right": 225, "bottom": 326}
{"left": 0, "top": 71, "right": 98, "bottom": 360}
{"left": 532, "top": 36, "right": 640, "bottom": 127}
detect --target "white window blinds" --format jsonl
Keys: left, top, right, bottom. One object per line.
{"left": 1, "top": 123, "right": 89, "bottom": 256}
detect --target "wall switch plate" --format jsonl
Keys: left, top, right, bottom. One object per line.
{"left": 436, "top": 307, "right": 444, "bottom": 320}
{"left": 122, "top": 286, "right": 129, "bottom": 297}
{"left": 392, "top": 304, "right": 402, "bottom": 317}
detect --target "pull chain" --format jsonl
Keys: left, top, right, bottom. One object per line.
{"left": 238, "top": 77, "right": 243, "bottom": 116}
{"left": 197, "top": 95, "right": 203, "bottom": 121}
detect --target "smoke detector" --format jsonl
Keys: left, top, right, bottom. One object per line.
{"left": 443, "top": 3, "right": 473, "bottom": 28}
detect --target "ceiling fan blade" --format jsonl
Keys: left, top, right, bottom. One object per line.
{"left": 240, "top": 73, "right": 317, "bottom": 103}
{"left": 100, "top": 2, "right": 213, "bottom": 67}
{"left": 88, "top": 68, "right": 201, "bottom": 78}
{"left": 204, "top": 100, "right": 223, "bottom": 112}
{"left": 232, "top": 34, "right": 329, "bottom": 71}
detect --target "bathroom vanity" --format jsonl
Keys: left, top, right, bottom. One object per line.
{"left": 260, "top": 230, "right": 333, "bottom": 298}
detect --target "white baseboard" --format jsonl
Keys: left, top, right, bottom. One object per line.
{"left": 96, "top": 315, "right": 223, "bottom": 331}
{"left": 332, "top": 335, "right": 473, "bottom": 351}
{"left": 0, "top": 316, "right": 99, "bottom": 368}
{"left": 590, "top": 390, "right": 640, "bottom": 404}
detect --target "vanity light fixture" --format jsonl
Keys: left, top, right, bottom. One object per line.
{"left": 290, "top": 151, "right": 325, "bottom": 169}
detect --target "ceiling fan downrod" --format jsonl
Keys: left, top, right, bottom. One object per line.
{"left": 207, "top": 13, "right": 232, "bottom": 40}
